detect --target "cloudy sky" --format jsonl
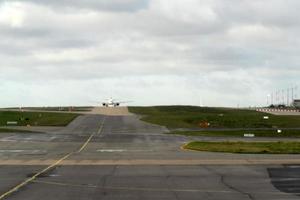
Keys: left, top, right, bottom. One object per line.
{"left": 0, "top": 0, "right": 299, "bottom": 107}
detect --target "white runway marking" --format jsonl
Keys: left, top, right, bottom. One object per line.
{"left": 287, "top": 165, "right": 300, "bottom": 168}
{"left": 0, "top": 150, "right": 44, "bottom": 153}
{"left": 97, "top": 149, "right": 125, "bottom": 152}
{"left": 0, "top": 135, "right": 57, "bottom": 142}
{"left": 97, "top": 149, "right": 152, "bottom": 153}
{"left": 0, "top": 150, "right": 25, "bottom": 153}
{"left": 48, "top": 174, "right": 60, "bottom": 177}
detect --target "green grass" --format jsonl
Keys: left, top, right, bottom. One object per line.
{"left": 11, "top": 106, "right": 93, "bottom": 112}
{"left": 129, "top": 106, "right": 300, "bottom": 128}
{"left": 169, "top": 130, "right": 300, "bottom": 137}
{"left": 0, "top": 111, "right": 79, "bottom": 126}
{"left": 184, "top": 141, "right": 300, "bottom": 154}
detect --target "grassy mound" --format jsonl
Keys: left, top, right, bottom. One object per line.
{"left": 0, "top": 111, "right": 79, "bottom": 126}
{"left": 129, "top": 106, "right": 300, "bottom": 128}
{"left": 21, "top": 106, "right": 93, "bottom": 112}
{"left": 184, "top": 141, "right": 300, "bottom": 154}
{"left": 169, "top": 130, "right": 300, "bottom": 137}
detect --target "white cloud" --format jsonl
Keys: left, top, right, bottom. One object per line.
{"left": 228, "top": 24, "right": 282, "bottom": 41}
{"left": 3, "top": 0, "right": 149, "bottom": 12}
{"left": 150, "top": 0, "right": 217, "bottom": 24}
{"left": 0, "top": 2, "right": 26, "bottom": 27}
{"left": 0, "top": 0, "right": 299, "bottom": 107}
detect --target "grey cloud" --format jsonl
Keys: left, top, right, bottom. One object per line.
{"left": 215, "top": 0, "right": 299, "bottom": 25}
{"left": 0, "top": 26, "right": 50, "bottom": 38}
{"left": 44, "top": 39, "right": 96, "bottom": 49}
{"left": 0, "top": 0, "right": 299, "bottom": 107}
{"left": 4, "top": 0, "right": 149, "bottom": 12}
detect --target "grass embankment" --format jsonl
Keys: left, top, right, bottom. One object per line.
{"left": 129, "top": 106, "right": 300, "bottom": 129}
{"left": 12, "top": 106, "right": 93, "bottom": 112}
{"left": 0, "top": 111, "right": 79, "bottom": 126}
{"left": 170, "top": 130, "right": 300, "bottom": 137}
{"left": 184, "top": 141, "right": 300, "bottom": 154}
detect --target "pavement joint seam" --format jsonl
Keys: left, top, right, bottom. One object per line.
{"left": 0, "top": 117, "right": 106, "bottom": 200}
{"left": 1, "top": 159, "right": 300, "bottom": 165}
{"left": 29, "top": 180, "right": 244, "bottom": 193}
{"left": 30, "top": 179, "right": 300, "bottom": 196}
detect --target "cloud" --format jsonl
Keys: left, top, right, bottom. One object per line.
{"left": 0, "top": 2, "right": 26, "bottom": 27}
{"left": 0, "top": 0, "right": 299, "bottom": 107}
{"left": 1, "top": 0, "right": 149, "bottom": 12}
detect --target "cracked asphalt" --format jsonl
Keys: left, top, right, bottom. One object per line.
{"left": 1, "top": 113, "right": 300, "bottom": 199}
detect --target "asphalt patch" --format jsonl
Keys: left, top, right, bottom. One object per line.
{"left": 268, "top": 165, "right": 300, "bottom": 195}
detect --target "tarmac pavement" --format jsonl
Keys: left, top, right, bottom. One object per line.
{"left": 1, "top": 113, "right": 300, "bottom": 199}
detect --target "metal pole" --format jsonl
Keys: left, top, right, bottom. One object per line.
{"left": 271, "top": 92, "right": 273, "bottom": 105}
{"left": 287, "top": 88, "right": 289, "bottom": 106}
{"left": 282, "top": 89, "right": 284, "bottom": 105}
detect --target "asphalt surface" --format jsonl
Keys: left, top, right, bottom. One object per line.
{"left": 1, "top": 114, "right": 300, "bottom": 199}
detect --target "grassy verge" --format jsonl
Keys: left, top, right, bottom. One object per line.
{"left": 169, "top": 130, "right": 300, "bottom": 137}
{"left": 0, "top": 111, "right": 79, "bottom": 126}
{"left": 129, "top": 106, "right": 300, "bottom": 128}
{"left": 20, "top": 106, "right": 93, "bottom": 112}
{"left": 184, "top": 141, "right": 300, "bottom": 154}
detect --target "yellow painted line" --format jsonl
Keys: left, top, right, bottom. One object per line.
{"left": 77, "top": 133, "right": 95, "bottom": 153}
{"left": 180, "top": 143, "right": 187, "bottom": 151}
{"left": 97, "top": 117, "right": 106, "bottom": 134}
{"left": 0, "top": 153, "right": 72, "bottom": 200}
{"left": 180, "top": 143, "right": 197, "bottom": 152}
{"left": 77, "top": 117, "right": 105, "bottom": 153}
{"left": 0, "top": 118, "right": 106, "bottom": 200}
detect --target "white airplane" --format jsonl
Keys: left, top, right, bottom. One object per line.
{"left": 102, "top": 97, "right": 130, "bottom": 107}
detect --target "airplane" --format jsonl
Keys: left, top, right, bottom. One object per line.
{"left": 102, "top": 97, "right": 131, "bottom": 107}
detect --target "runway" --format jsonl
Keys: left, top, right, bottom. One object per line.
{"left": 1, "top": 114, "right": 300, "bottom": 199}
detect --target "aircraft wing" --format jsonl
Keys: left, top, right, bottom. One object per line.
{"left": 117, "top": 101, "right": 132, "bottom": 104}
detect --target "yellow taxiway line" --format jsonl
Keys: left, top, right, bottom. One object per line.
{"left": 77, "top": 118, "right": 105, "bottom": 153}
{"left": 0, "top": 118, "right": 106, "bottom": 200}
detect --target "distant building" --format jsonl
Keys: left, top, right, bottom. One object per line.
{"left": 293, "top": 99, "right": 300, "bottom": 108}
